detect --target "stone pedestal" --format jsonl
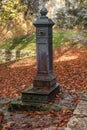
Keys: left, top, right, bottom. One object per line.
{"left": 22, "top": 84, "right": 59, "bottom": 103}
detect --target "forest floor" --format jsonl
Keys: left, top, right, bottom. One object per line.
{"left": 0, "top": 45, "right": 87, "bottom": 130}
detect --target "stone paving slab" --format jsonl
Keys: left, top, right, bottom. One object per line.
{"left": 62, "top": 101, "right": 87, "bottom": 130}
{"left": 65, "top": 116, "right": 87, "bottom": 130}
{"left": 67, "top": 116, "right": 87, "bottom": 130}
{"left": 0, "top": 97, "right": 11, "bottom": 106}
{"left": 73, "top": 101, "right": 87, "bottom": 116}
{"left": 78, "top": 92, "right": 87, "bottom": 101}
{"left": 58, "top": 128, "right": 71, "bottom": 130}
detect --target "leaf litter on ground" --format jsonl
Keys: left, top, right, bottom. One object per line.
{"left": 0, "top": 46, "right": 87, "bottom": 129}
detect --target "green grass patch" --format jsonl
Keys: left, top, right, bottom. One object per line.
{"left": 0, "top": 33, "right": 36, "bottom": 50}
{"left": 84, "top": 32, "right": 87, "bottom": 38}
{"left": 53, "top": 30, "right": 68, "bottom": 48}
{"left": 0, "top": 30, "right": 87, "bottom": 51}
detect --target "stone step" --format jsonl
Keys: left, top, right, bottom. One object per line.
{"left": 62, "top": 101, "right": 87, "bottom": 130}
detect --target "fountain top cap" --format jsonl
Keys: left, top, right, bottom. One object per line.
{"left": 40, "top": 7, "right": 48, "bottom": 16}
{"left": 33, "top": 7, "right": 54, "bottom": 26}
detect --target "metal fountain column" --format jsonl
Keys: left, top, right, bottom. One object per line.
{"left": 22, "top": 8, "right": 60, "bottom": 103}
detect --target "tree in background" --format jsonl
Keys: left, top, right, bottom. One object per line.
{"left": 0, "top": 0, "right": 87, "bottom": 37}
{"left": 0, "top": 0, "right": 36, "bottom": 40}
{"left": 0, "top": 0, "right": 39, "bottom": 25}
{"left": 0, "top": 0, "right": 24, "bottom": 25}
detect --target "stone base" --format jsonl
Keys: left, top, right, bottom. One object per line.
{"left": 8, "top": 83, "right": 60, "bottom": 112}
{"left": 8, "top": 98, "right": 61, "bottom": 112}
{"left": 22, "top": 83, "right": 59, "bottom": 103}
